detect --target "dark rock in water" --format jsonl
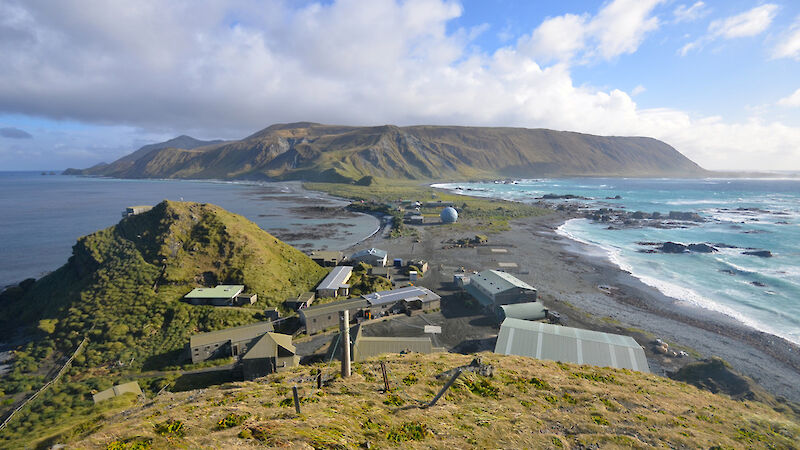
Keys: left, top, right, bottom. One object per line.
{"left": 743, "top": 250, "right": 772, "bottom": 258}
{"left": 659, "top": 242, "right": 688, "bottom": 253}
{"left": 605, "top": 195, "right": 622, "bottom": 199}
{"left": 687, "top": 243, "right": 718, "bottom": 253}
{"left": 751, "top": 281, "right": 767, "bottom": 287}
{"left": 720, "top": 269, "right": 737, "bottom": 276}
{"left": 668, "top": 211, "right": 705, "bottom": 222}
{"left": 712, "top": 242, "right": 739, "bottom": 249}
{"left": 637, "top": 242, "right": 661, "bottom": 246}
{"left": 541, "top": 193, "right": 589, "bottom": 200}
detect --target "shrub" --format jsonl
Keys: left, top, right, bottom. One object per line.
{"left": 153, "top": 419, "right": 184, "bottom": 437}
{"left": 386, "top": 422, "right": 430, "bottom": 442}
{"left": 402, "top": 372, "right": 418, "bottom": 386}
{"left": 463, "top": 378, "right": 499, "bottom": 398}
{"left": 383, "top": 394, "right": 405, "bottom": 406}
{"left": 529, "top": 377, "right": 551, "bottom": 390}
{"left": 106, "top": 437, "right": 153, "bottom": 449}
{"left": 216, "top": 413, "right": 250, "bottom": 430}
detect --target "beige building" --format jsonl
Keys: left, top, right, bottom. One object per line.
{"left": 189, "top": 321, "right": 273, "bottom": 364}
{"left": 92, "top": 381, "right": 143, "bottom": 404}
{"left": 241, "top": 332, "right": 300, "bottom": 380}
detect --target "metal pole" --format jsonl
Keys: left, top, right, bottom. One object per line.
{"left": 380, "top": 361, "right": 390, "bottom": 392}
{"left": 427, "top": 369, "right": 461, "bottom": 408}
{"left": 340, "top": 310, "right": 351, "bottom": 378}
{"left": 292, "top": 385, "right": 301, "bottom": 415}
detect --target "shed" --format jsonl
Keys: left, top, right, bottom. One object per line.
{"left": 465, "top": 270, "right": 537, "bottom": 309}
{"left": 285, "top": 292, "right": 315, "bottom": 310}
{"left": 316, "top": 266, "right": 353, "bottom": 298}
{"left": 362, "top": 286, "right": 441, "bottom": 317}
{"left": 336, "top": 325, "right": 445, "bottom": 362}
{"left": 310, "top": 251, "right": 344, "bottom": 267}
{"left": 350, "top": 248, "right": 388, "bottom": 267}
{"left": 241, "top": 332, "right": 299, "bottom": 380}
{"left": 300, "top": 297, "right": 368, "bottom": 335}
{"left": 494, "top": 318, "right": 650, "bottom": 372}
{"left": 122, "top": 205, "right": 152, "bottom": 218}
{"left": 92, "top": 381, "right": 143, "bottom": 404}
{"left": 496, "top": 302, "right": 547, "bottom": 322}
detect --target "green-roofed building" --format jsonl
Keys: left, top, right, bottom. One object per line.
{"left": 299, "top": 297, "right": 368, "bottom": 335}
{"left": 241, "top": 332, "right": 300, "bottom": 380}
{"left": 92, "top": 381, "right": 143, "bottom": 404}
{"left": 184, "top": 284, "right": 245, "bottom": 306}
{"left": 189, "top": 321, "right": 273, "bottom": 363}
{"left": 494, "top": 318, "right": 650, "bottom": 372}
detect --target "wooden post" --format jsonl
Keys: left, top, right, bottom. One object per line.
{"left": 316, "top": 372, "right": 323, "bottom": 389}
{"left": 340, "top": 310, "right": 351, "bottom": 378}
{"left": 427, "top": 369, "right": 461, "bottom": 408}
{"left": 292, "top": 385, "right": 301, "bottom": 415}
{"left": 380, "top": 361, "right": 390, "bottom": 392}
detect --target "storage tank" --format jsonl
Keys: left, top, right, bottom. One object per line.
{"left": 440, "top": 206, "right": 458, "bottom": 223}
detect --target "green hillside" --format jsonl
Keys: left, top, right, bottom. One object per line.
{"left": 67, "top": 123, "right": 707, "bottom": 181}
{"left": 0, "top": 201, "right": 326, "bottom": 445}
{"left": 68, "top": 352, "right": 799, "bottom": 449}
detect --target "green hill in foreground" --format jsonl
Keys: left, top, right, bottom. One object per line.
{"left": 69, "top": 352, "right": 799, "bottom": 449}
{"left": 65, "top": 122, "right": 707, "bottom": 181}
{"left": 0, "top": 201, "right": 326, "bottom": 446}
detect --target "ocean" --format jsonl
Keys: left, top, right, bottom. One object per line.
{"left": 0, "top": 172, "right": 379, "bottom": 288}
{"left": 432, "top": 178, "right": 800, "bottom": 345}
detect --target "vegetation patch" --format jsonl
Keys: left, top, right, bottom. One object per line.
{"left": 402, "top": 372, "right": 418, "bottom": 386}
{"left": 529, "top": 376, "right": 551, "bottom": 390}
{"left": 462, "top": 377, "right": 499, "bottom": 398}
{"left": 383, "top": 394, "right": 405, "bottom": 406}
{"left": 153, "top": 419, "right": 184, "bottom": 438}
{"left": 386, "top": 421, "right": 430, "bottom": 443}
{"left": 106, "top": 436, "right": 153, "bottom": 450}
{"left": 215, "top": 413, "right": 250, "bottom": 430}
{"left": 572, "top": 371, "right": 619, "bottom": 384}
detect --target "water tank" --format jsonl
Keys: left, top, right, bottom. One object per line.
{"left": 440, "top": 207, "right": 458, "bottom": 223}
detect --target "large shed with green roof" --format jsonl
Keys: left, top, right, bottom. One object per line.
{"left": 184, "top": 284, "right": 245, "bottom": 306}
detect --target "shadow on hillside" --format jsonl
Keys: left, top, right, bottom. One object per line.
{"left": 452, "top": 337, "right": 496, "bottom": 354}
{"left": 172, "top": 369, "right": 236, "bottom": 392}
{"left": 143, "top": 348, "right": 186, "bottom": 371}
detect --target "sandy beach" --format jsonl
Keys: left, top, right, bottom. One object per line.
{"left": 341, "top": 209, "right": 800, "bottom": 402}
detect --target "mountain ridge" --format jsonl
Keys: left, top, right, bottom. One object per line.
{"left": 65, "top": 123, "right": 707, "bottom": 181}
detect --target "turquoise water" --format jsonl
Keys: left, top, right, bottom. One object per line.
{"left": 0, "top": 172, "right": 379, "bottom": 288}
{"left": 433, "top": 178, "right": 800, "bottom": 345}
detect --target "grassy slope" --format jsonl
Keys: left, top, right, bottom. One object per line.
{"left": 0, "top": 201, "right": 327, "bottom": 445}
{"left": 70, "top": 352, "right": 799, "bottom": 449}
{"left": 75, "top": 123, "right": 707, "bottom": 181}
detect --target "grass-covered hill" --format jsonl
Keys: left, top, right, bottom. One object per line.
{"left": 65, "top": 122, "right": 707, "bottom": 181}
{"left": 69, "top": 352, "right": 799, "bottom": 449}
{"left": 0, "top": 201, "right": 327, "bottom": 446}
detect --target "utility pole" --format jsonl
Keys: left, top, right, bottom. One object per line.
{"left": 339, "top": 310, "right": 351, "bottom": 377}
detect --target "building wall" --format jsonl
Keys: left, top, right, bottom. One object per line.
{"left": 316, "top": 288, "right": 338, "bottom": 299}
{"left": 303, "top": 305, "right": 362, "bottom": 334}
{"left": 190, "top": 340, "right": 230, "bottom": 364}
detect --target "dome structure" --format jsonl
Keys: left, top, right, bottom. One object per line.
{"left": 440, "top": 206, "right": 458, "bottom": 224}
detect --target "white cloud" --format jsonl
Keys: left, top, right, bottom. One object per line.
{"left": 518, "top": 0, "right": 664, "bottom": 64}
{"left": 631, "top": 85, "right": 646, "bottom": 96}
{"left": 777, "top": 88, "right": 800, "bottom": 107}
{"left": 680, "top": 4, "right": 778, "bottom": 55}
{"left": 0, "top": 0, "right": 798, "bottom": 171}
{"left": 772, "top": 16, "right": 800, "bottom": 60}
{"left": 673, "top": 2, "right": 710, "bottom": 23}
{"left": 708, "top": 4, "right": 778, "bottom": 39}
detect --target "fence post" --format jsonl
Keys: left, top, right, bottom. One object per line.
{"left": 427, "top": 369, "right": 461, "bottom": 408}
{"left": 380, "top": 361, "right": 390, "bottom": 392}
{"left": 292, "top": 385, "right": 301, "bottom": 415}
{"left": 316, "top": 372, "right": 323, "bottom": 389}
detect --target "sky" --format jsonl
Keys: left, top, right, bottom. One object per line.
{"left": 1, "top": 0, "right": 799, "bottom": 171}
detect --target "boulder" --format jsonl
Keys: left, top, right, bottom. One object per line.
{"left": 668, "top": 211, "right": 705, "bottom": 222}
{"left": 658, "top": 242, "right": 688, "bottom": 253}
{"left": 687, "top": 243, "right": 718, "bottom": 253}
{"left": 742, "top": 250, "right": 772, "bottom": 258}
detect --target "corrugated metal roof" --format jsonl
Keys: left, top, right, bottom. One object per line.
{"left": 184, "top": 285, "right": 244, "bottom": 299}
{"left": 495, "top": 318, "right": 650, "bottom": 372}
{"left": 499, "top": 302, "right": 547, "bottom": 321}
{"left": 190, "top": 321, "right": 273, "bottom": 348}
{"left": 464, "top": 283, "right": 494, "bottom": 307}
{"left": 241, "top": 332, "right": 295, "bottom": 360}
{"left": 471, "top": 270, "right": 535, "bottom": 295}
{"left": 363, "top": 286, "right": 440, "bottom": 306}
{"left": 353, "top": 336, "right": 435, "bottom": 362}
{"left": 317, "top": 266, "right": 353, "bottom": 290}
{"left": 301, "top": 297, "right": 369, "bottom": 319}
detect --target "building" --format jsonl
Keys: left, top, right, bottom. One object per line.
{"left": 92, "top": 381, "right": 143, "bottom": 404}
{"left": 408, "top": 259, "right": 429, "bottom": 274}
{"left": 285, "top": 292, "right": 315, "bottom": 310}
{"left": 494, "top": 318, "right": 650, "bottom": 372}
{"left": 440, "top": 206, "right": 458, "bottom": 223}
{"left": 350, "top": 248, "right": 388, "bottom": 267}
{"left": 235, "top": 293, "right": 258, "bottom": 306}
{"left": 184, "top": 285, "right": 245, "bottom": 306}
{"left": 330, "top": 325, "right": 445, "bottom": 362}
{"left": 464, "top": 270, "right": 537, "bottom": 309}
{"left": 241, "top": 332, "right": 300, "bottom": 380}
{"left": 122, "top": 205, "right": 152, "bottom": 217}
{"left": 496, "top": 302, "right": 547, "bottom": 323}
{"left": 316, "top": 266, "right": 353, "bottom": 298}
{"left": 299, "top": 297, "right": 369, "bottom": 335}
{"left": 310, "top": 251, "right": 344, "bottom": 267}
{"left": 189, "top": 321, "right": 273, "bottom": 364}
{"left": 407, "top": 215, "right": 425, "bottom": 225}
{"left": 362, "top": 286, "right": 441, "bottom": 318}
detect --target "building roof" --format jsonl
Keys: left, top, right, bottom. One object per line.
{"left": 362, "top": 286, "right": 440, "bottom": 307}
{"left": 310, "top": 251, "right": 343, "bottom": 260}
{"left": 317, "top": 266, "right": 353, "bottom": 291}
{"left": 92, "top": 381, "right": 143, "bottom": 403}
{"left": 184, "top": 285, "right": 244, "bottom": 299}
{"left": 495, "top": 318, "right": 650, "bottom": 372}
{"left": 463, "top": 283, "right": 494, "bottom": 307}
{"left": 353, "top": 336, "right": 437, "bottom": 361}
{"left": 241, "top": 332, "right": 295, "bottom": 360}
{"left": 189, "top": 321, "right": 274, "bottom": 348}
{"left": 471, "top": 270, "right": 535, "bottom": 295}
{"left": 301, "top": 297, "right": 369, "bottom": 319}
{"left": 498, "top": 302, "right": 547, "bottom": 321}
{"left": 351, "top": 248, "right": 388, "bottom": 259}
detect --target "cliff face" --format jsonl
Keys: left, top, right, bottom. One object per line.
{"left": 66, "top": 123, "right": 706, "bottom": 181}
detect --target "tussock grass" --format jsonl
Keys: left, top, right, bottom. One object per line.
{"left": 68, "top": 352, "right": 799, "bottom": 449}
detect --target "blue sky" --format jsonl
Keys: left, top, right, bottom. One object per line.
{"left": 1, "top": 0, "right": 799, "bottom": 171}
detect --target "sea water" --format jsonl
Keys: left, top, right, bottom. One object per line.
{"left": 0, "top": 172, "right": 379, "bottom": 288}
{"left": 433, "top": 178, "right": 800, "bottom": 345}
